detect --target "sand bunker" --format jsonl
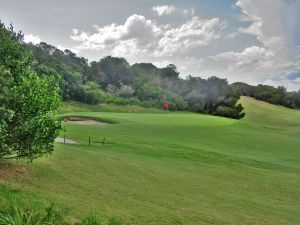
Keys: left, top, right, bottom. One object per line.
{"left": 63, "top": 117, "right": 107, "bottom": 125}
{"left": 55, "top": 137, "right": 77, "bottom": 144}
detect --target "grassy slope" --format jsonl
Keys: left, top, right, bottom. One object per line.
{"left": 2, "top": 97, "right": 300, "bottom": 225}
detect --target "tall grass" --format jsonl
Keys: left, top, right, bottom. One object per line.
{"left": 0, "top": 184, "right": 122, "bottom": 225}
{"left": 0, "top": 206, "right": 60, "bottom": 225}
{"left": 0, "top": 207, "right": 123, "bottom": 225}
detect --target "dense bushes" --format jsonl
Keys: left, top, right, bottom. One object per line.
{"left": 136, "top": 83, "right": 187, "bottom": 110}
{"left": 212, "top": 97, "right": 245, "bottom": 119}
{"left": 184, "top": 90, "right": 205, "bottom": 112}
{"left": 78, "top": 81, "right": 106, "bottom": 104}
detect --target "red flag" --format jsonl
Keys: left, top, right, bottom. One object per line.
{"left": 163, "top": 103, "right": 169, "bottom": 109}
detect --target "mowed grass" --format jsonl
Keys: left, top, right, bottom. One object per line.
{"left": 2, "top": 96, "right": 300, "bottom": 224}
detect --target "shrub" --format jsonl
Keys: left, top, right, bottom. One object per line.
{"left": 0, "top": 206, "right": 61, "bottom": 225}
{"left": 214, "top": 104, "right": 245, "bottom": 119}
{"left": 79, "top": 213, "right": 103, "bottom": 225}
{"left": 0, "top": 24, "right": 62, "bottom": 161}
{"left": 108, "top": 217, "right": 122, "bottom": 225}
{"left": 136, "top": 83, "right": 187, "bottom": 110}
{"left": 79, "top": 81, "right": 106, "bottom": 104}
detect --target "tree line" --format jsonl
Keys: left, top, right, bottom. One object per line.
{"left": 29, "top": 41, "right": 300, "bottom": 118}
{"left": 29, "top": 42, "right": 246, "bottom": 119}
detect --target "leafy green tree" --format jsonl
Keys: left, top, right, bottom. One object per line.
{"left": 98, "top": 56, "right": 133, "bottom": 88}
{"left": 161, "top": 64, "right": 179, "bottom": 79}
{"left": 213, "top": 97, "right": 245, "bottom": 119}
{"left": 184, "top": 90, "right": 205, "bottom": 112}
{"left": 204, "top": 76, "right": 230, "bottom": 113}
{"left": 230, "top": 82, "right": 254, "bottom": 97}
{"left": 79, "top": 81, "right": 106, "bottom": 104}
{"left": 214, "top": 105, "right": 245, "bottom": 119}
{"left": 87, "top": 61, "right": 105, "bottom": 85}
{"left": 136, "top": 83, "right": 187, "bottom": 110}
{"left": 0, "top": 22, "right": 61, "bottom": 161}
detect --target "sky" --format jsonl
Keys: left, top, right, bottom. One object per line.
{"left": 1, "top": 0, "right": 300, "bottom": 90}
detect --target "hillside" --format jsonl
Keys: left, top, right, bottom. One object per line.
{"left": 1, "top": 97, "right": 300, "bottom": 224}
{"left": 241, "top": 96, "right": 300, "bottom": 127}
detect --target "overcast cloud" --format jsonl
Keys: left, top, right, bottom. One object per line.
{"left": 1, "top": 0, "right": 299, "bottom": 90}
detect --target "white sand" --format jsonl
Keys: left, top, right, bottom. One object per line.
{"left": 55, "top": 137, "right": 77, "bottom": 144}
{"left": 63, "top": 117, "right": 107, "bottom": 125}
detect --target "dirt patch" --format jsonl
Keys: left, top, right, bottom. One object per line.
{"left": 63, "top": 117, "right": 107, "bottom": 125}
{"left": 0, "top": 161, "right": 30, "bottom": 183}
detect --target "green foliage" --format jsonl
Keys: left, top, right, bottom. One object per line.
{"left": 161, "top": 64, "right": 180, "bottom": 79}
{"left": 24, "top": 38, "right": 247, "bottom": 118}
{"left": 184, "top": 90, "right": 205, "bottom": 112}
{"left": 0, "top": 183, "right": 122, "bottom": 225}
{"left": 79, "top": 81, "right": 106, "bottom": 104}
{"left": 0, "top": 23, "right": 61, "bottom": 160}
{"left": 108, "top": 217, "right": 122, "bottom": 225}
{"left": 26, "top": 40, "right": 248, "bottom": 118}
{"left": 30, "top": 42, "right": 88, "bottom": 102}
{"left": 0, "top": 209, "right": 122, "bottom": 225}
{"left": 79, "top": 213, "right": 103, "bottom": 225}
{"left": 0, "top": 207, "right": 53, "bottom": 225}
{"left": 213, "top": 97, "right": 245, "bottom": 119}
{"left": 136, "top": 83, "right": 187, "bottom": 110}
{"left": 214, "top": 105, "right": 245, "bottom": 119}
{"left": 94, "top": 56, "right": 133, "bottom": 88}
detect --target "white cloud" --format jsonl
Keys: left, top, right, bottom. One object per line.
{"left": 211, "top": 46, "right": 274, "bottom": 70}
{"left": 225, "top": 32, "right": 240, "bottom": 39}
{"left": 152, "top": 5, "right": 176, "bottom": 16}
{"left": 155, "top": 17, "right": 227, "bottom": 57}
{"left": 236, "top": 0, "right": 285, "bottom": 51}
{"left": 71, "top": 14, "right": 226, "bottom": 60}
{"left": 56, "top": 44, "right": 80, "bottom": 55}
{"left": 219, "top": 0, "right": 300, "bottom": 88}
{"left": 265, "top": 78, "right": 300, "bottom": 92}
{"left": 152, "top": 5, "right": 196, "bottom": 17}
{"left": 24, "top": 34, "right": 41, "bottom": 44}
{"left": 71, "top": 14, "right": 162, "bottom": 51}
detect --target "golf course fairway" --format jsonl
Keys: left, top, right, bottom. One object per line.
{"left": 1, "top": 96, "right": 300, "bottom": 225}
